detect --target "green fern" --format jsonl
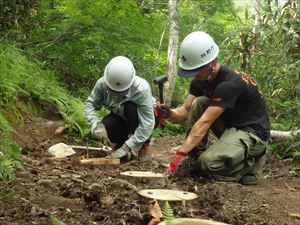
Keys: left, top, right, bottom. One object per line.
{"left": 0, "top": 138, "right": 23, "bottom": 181}
{"left": 0, "top": 113, "right": 13, "bottom": 132}
{"left": 0, "top": 156, "right": 23, "bottom": 181}
{"left": 0, "top": 139, "right": 21, "bottom": 159}
{"left": 163, "top": 201, "right": 174, "bottom": 225}
{"left": 50, "top": 215, "right": 67, "bottom": 225}
{"left": 0, "top": 44, "right": 89, "bottom": 138}
{"left": 0, "top": 158, "right": 17, "bottom": 181}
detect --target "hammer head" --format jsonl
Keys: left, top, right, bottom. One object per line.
{"left": 153, "top": 75, "right": 168, "bottom": 85}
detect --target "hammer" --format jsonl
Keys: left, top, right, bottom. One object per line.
{"left": 153, "top": 75, "right": 168, "bottom": 103}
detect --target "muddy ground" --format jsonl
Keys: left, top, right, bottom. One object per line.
{"left": 0, "top": 111, "right": 299, "bottom": 225}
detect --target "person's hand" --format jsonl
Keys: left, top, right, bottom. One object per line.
{"left": 159, "top": 103, "right": 171, "bottom": 118}
{"left": 166, "top": 151, "right": 187, "bottom": 173}
{"left": 93, "top": 123, "right": 110, "bottom": 144}
{"left": 106, "top": 144, "right": 132, "bottom": 160}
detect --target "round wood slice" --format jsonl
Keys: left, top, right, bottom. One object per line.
{"left": 158, "top": 218, "right": 229, "bottom": 225}
{"left": 120, "top": 171, "right": 166, "bottom": 178}
{"left": 138, "top": 189, "right": 198, "bottom": 201}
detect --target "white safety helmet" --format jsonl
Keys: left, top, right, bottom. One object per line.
{"left": 104, "top": 56, "right": 136, "bottom": 92}
{"left": 178, "top": 31, "right": 219, "bottom": 76}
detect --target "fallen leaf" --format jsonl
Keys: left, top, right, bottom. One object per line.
{"left": 148, "top": 199, "right": 163, "bottom": 221}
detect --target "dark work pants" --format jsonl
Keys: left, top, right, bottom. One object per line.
{"left": 188, "top": 96, "right": 268, "bottom": 178}
{"left": 102, "top": 101, "right": 158, "bottom": 149}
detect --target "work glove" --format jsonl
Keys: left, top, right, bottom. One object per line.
{"left": 106, "top": 143, "right": 132, "bottom": 160}
{"left": 166, "top": 151, "right": 187, "bottom": 173}
{"left": 93, "top": 123, "right": 110, "bottom": 145}
{"left": 159, "top": 103, "right": 171, "bottom": 118}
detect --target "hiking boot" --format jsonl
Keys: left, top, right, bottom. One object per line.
{"left": 137, "top": 143, "right": 152, "bottom": 163}
{"left": 110, "top": 143, "right": 118, "bottom": 151}
{"left": 239, "top": 174, "right": 258, "bottom": 185}
{"left": 239, "top": 154, "right": 266, "bottom": 185}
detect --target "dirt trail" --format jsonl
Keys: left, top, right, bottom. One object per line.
{"left": 0, "top": 112, "right": 299, "bottom": 225}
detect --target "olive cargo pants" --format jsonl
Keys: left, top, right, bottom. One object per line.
{"left": 187, "top": 96, "right": 268, "bottom": 178}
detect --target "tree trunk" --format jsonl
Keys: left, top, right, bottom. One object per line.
{"left": 164, "top": 0, "right": 179, "bottom": 105}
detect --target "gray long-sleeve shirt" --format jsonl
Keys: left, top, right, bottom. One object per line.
{"left": 84, "top": 76, "right": 156, "bottom": 153}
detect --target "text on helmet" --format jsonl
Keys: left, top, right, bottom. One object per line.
{"left": 200, "top": 45, "right": 215, "bottom": 58}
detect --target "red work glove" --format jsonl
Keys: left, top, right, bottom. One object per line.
{"left": 166, "top": 151, "right": 187, "bottom": 173}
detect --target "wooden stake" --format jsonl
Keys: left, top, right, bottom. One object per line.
{"left": 80, "top": 158, "right": 120, "bottom": 165}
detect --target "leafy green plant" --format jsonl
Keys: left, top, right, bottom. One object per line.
{"left": 221, "top": 0, "right": 300, "bottom": 159}
{"left": 0, "top": 0, "right": 38, "bottom": 41}
{"left": 0, "top": 43, "right": 91, "bottom": 180}
{"left": 0, "top": 113, "right": 13, "bottom": 133}
{"left": 0, "top": 158, "right": 20, "bottom": 181}
{"left": 270, "top": 132, "right": 300, "bottom": 161}
{"left": 50, "top": 215, "right": 67, "bottom": 225}
{"left": 0, "top": 190, "right": 16, "bottom": 202}
{"left": 0, "top": 139, "right": 23, "bottom": 181}
{"left": 153, "top": 120, "right": 186, "bottom": 138}
{"left": 0, "top": 44, "right": 90, "bottom": 137}
{"left": 0, "top": 187, "right": 29, "bottom": 202}
{"left": 163, "top": 201, "right": 174, "bottom": 225}
{"left": 22, "top": 0, "right": 166, "bottom": 97}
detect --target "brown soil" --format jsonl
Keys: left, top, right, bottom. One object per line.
{"left": 0, "top": 111, "right": 299, "bottom": 225}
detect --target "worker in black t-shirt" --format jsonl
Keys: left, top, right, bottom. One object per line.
{"left": 159, "top": 31, "right": 270, "bottom": 185}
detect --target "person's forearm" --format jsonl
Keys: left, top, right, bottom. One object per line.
{"left": 168, "top": 95, "right": 195, "bottom": 122}
{"left": 178, "top": 106, "right": 224, "bottom": 153}
{"left": 178, "top": 121, "right": 210, "bottom": 154}
{"left": 169, "top": 107, "right": 189, "bottom": 122}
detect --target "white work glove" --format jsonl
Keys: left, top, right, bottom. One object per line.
{"left": 93, "top": 123, "right": 110, "bottom": 145}
{"left": 106, "top": 144, "right": 132, "bottom": 161}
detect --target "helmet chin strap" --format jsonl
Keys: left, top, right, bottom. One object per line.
{"left": 206, "top": 62, "right": 215, "bottom": 81}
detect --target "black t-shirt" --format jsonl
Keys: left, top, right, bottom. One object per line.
{"left": 189, "top": 65, "right": 270, "bottom": 141}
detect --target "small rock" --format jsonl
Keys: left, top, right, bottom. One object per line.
{"left": 111, "top": 178, "right": 138, "bottom": 191}
{"left": 51, "top": 169, "right": 62, "bottom": 174}
{"left": 88, "top": 183, "right": 102, "bottom": 189}
{"left": 288, "top": 170, "right": 296, "bottom": 176}
{"left": 37, "top": 179, "right": 52, "bottom": 186}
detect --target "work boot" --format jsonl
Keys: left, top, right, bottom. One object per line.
{"left": 110, "top": 143, "right": 118, "bottom": 151}
{"left": 239, "top": 175, "right": 258, "bottom": 185}
{"left": 239, "top": 154, "right": 266, "bottom": 185}
{"left": 137, "top": 143, "right": 152, "bottom": 163}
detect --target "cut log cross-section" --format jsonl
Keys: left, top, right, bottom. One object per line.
{"left": 138, "top": 189, "right": 198, "bottom": 207}
{"left": 121, "top": 171, "right": 167, "bottom": 185}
